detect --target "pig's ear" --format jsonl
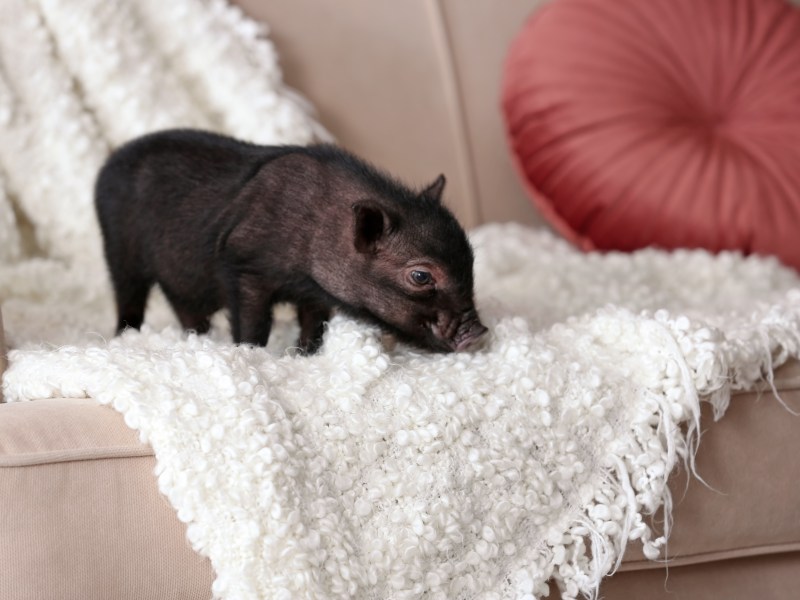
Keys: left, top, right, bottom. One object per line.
{"left": 352, "top": 201, "right": 390, "bottom": 254}
{"left": 421, "top": 174, "right": 446, "bottom": 202}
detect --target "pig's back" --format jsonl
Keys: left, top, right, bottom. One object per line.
{"left": 94, "top": 130, "right": 294, "bottom": 299}
{"left": 96, "top": 130, "right": 295, "bottom": 246}
{"left": 98, "top": 130, "right": 279, "bottom": 215}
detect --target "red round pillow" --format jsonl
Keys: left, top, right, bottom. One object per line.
{"left": 502, "top": 0, "right": 800, "bottom": 270}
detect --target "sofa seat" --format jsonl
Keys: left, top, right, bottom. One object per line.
{"left": 601, "top": 359, "right": 800, "bottom": 599}
{"left": 0, "top": 398, "right": 214, "bottom": 600}
{"left": 2, "top": 361, "right": 799, "bottom": 599}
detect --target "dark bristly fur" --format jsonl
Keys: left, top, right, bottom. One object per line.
{"left": 94, "top": 129, "right": 487, "bottom": 354}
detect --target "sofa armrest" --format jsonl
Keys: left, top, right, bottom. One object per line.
{"left": 1, "top": 307, "right": 6, "bottom": 402}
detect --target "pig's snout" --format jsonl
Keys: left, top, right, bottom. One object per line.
{"left": 431, "top": 308, "right": 488, "bottom": 352}
{"left": 453, "top": 318, "right": 488, "bottom": 352}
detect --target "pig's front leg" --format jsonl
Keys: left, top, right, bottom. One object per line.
{"left": 296, "top": 302, "right": 331, "bottom": 355}
{"left": 224, "top": 271, "right": 275, "bottom": 346}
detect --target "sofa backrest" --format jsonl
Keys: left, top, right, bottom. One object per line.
{"left": 234, "top": 0, "right": 546, "bottom": 230}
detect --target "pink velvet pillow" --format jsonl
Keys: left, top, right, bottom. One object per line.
{"left": 502, "top": 0, "right": 800, "bottom": 270}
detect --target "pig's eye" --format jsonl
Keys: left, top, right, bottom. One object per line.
{"left": 410, "top": 270, "right": 433, "bottom": 286}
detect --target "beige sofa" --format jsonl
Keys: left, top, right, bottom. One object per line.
{"left": 2, "top": 2, "right": 800, "bottom": 599}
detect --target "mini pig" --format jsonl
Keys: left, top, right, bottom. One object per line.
{"left": 94, "top": 129, "right": 488, "bottom": 354}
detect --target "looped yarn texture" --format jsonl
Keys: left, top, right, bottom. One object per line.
{"left": 502, "top": 0, "right": 800, "bottom": 270}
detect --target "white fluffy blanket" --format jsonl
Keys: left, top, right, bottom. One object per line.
{"left": 2, "top": 2, "right": 800, "bottom": 600}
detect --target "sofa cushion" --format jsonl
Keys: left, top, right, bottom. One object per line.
{"left": 501, "top": 0, "right": 800, "bottom": 271}
{"left": 0, "top": 308, "right": 6, "bottom": 402}
{"left": 0, "top": 399, "right": 214, "bottom": 600}
{"left": 619, "top": 359, "right": 800, "bottom": 569}
{"left": 598, "top": 552, "right": 800, "bottom": 600}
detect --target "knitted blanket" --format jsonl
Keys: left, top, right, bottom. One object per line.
{"left": 2, "top": 2, "right": 800, "bottom": 600}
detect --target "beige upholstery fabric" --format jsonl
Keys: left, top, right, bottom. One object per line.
{"left": 234, "top": 0, "right": 547, "bottom": 230}
{"left": 0, "top": 307, "right": 6, "bottom": 402}
{"left": 595, "top": 552, "right": 800, "bottom": 600}
{"left": 0, "top": 399, "right": 214, "bottom": 600}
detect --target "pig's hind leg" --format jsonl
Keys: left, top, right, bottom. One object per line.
{"left": 174, "top": 308, "right": 212, "bottom": 335}
{"left": 158, "top": 284, "right": 215, "bottom": 335}
{"left": 297, "top": 302, "right": 331, "bottom": 355}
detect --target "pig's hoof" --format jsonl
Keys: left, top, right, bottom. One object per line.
{"left": 297, "top": 336, "right": 324, "bottom": 356}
